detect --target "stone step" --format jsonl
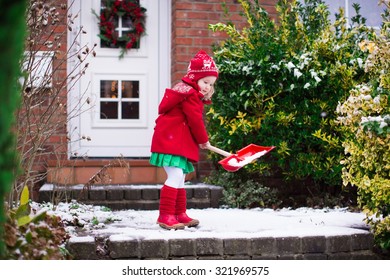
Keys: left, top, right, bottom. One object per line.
{"left": 46, "top": 159, "right": 196, "bottom": 185}
{"left": 66, "top": 233, "right": 380, "bottom": 260}
{"left": 39, "top": 183, "right": 223, "bottom": 210}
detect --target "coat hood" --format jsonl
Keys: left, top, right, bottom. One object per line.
{"left": 158, "top": 81, "right": 204, "bottom": 114}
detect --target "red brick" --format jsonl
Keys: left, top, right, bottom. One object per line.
{"left": 192, "top": 3, "right": 214, "bottom": 11}
{"left": 193, "top": 37, "right": 215, "bottom": 46}
{"left": 175, "top": 2, "right": 193, "bottom": 10}
{"left": 175, "top": 37, "right": 193, "bottom": 45}
{"left": 175, "top": 20, "right": 192, "bottom": 28}
{"left": 176, "top": 28, "right": 187, "bottom": 36}
{"left": 130, "top": 167, "right": 157, "bottom": 184}
{"left": 188, "top": 11, "right": 208, "bottom": 20}
{"left": 186, "top": 29, "right": 210, "bottom": 37}
{"left": 261, "top": 0, "right": 279, "bottom": 6}
{"left": 190, "top": 21, "right": 210, "bottom": 29}
{"left": 175, "top": 10, "right": 189, "bottom": 19}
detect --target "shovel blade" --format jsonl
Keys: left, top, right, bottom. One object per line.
{"left": 236, "top": 144, "right": 275, "bottom": 158}
{"left": 218, "top": 144, "right": 275, "bottom": 172}
{"left": 218, "top": 155, "right": 242, "bottom": 172}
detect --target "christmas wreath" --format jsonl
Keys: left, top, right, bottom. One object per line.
{"left": 93, "top": 0, "right": 147, "bottom": 58}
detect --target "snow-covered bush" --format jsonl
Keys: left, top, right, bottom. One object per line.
{"left": 208, "top": 0, "right": 374, "bottom": 189}
{"left": 336, "top": 2, "right": 390, "bottom": 249}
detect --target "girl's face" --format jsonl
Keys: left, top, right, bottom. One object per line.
{"left": 197, "top": 76, "right": 217, "bottom": 96}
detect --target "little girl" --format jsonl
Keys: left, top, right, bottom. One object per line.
{"left": 150, "top": 50, "right": 218, "bottom": 230}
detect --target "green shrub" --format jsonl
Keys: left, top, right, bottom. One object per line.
{"left": 208, "top": 0, "right": 374, "bottom": 188}
{"left": 205, "top": 171, "right": 281, "bottom": 209}
{"left": 0, "top": 0, "right": 28, "bottom": 258}
{"left": 3, "top": 186, "right": 71, "bottom": 260}
{"left": 336, "top": 4, "right": 390, "bottom": 249}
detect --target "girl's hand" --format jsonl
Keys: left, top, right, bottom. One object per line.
{"left": 199, "top": 141, "right": 210, "bottom": 149}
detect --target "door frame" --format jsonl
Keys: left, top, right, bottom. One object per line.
{"left": 67, "top": 0, "right": 171, "bottom": 159}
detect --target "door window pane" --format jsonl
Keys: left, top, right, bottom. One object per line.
{"left": 101, "top": 102, "right": 118, "bottom": 119}
{"left": 122, "top": 81, "right": 139, "bottom": 98}
{"left": 100, "top": 80, "right": 118, "bottom": 98}
{"left": 122, "top": 102, "right": 139, "bottom": 119}
{"left": 99, "top": 79, "right": 140, "bottom": 120}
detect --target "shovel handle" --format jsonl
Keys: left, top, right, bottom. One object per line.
{"left": 207, "top": 145, "right": 232, "bottom": 157}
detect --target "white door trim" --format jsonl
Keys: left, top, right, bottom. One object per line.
{"left": 67, "top": 0, "right": 171, "bottom": 158}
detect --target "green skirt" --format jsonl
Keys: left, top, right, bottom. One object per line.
{"left": 149, "top": 153, "right": 194, "bottom": 174}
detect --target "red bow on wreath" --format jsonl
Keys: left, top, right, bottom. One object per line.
{"left": 93, "top": 0, "right": 147, "bottom": 59}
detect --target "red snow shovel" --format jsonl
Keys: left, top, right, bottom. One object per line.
{"left": 207, "top": 144, "right": 275, "bottom": 172}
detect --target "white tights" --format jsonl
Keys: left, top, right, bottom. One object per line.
{"left": 163, "top": 166, "right": 185, "bottom": 189}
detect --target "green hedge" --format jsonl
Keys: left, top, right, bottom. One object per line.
{"left": 0, "top": 0, "right": 28, "bottom": 258}
{"left": 207, "top": 0, "right": 373, "bottom": 187}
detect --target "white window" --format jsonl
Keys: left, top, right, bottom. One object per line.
{"left": 88, "top": 73, "right": 148, "bottom": 128}
{"left": 22, "top": 51, "right": 54, "bottom": 88}
{"left": 99, "top": 79, "right": 140, "bottom": 120}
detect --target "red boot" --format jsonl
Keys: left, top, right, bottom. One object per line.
{"left": 176, "top": 188, "right": 199, "bottom": 227}
{"left": 157, "top": 185, "right": 185, "bottom": 230}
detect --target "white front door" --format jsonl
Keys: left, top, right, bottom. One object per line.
{"left": 68, "top": 0, "right": 170, "bottom": 157}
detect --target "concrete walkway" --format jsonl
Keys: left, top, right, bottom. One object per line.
{"left": 64, "top": 208, "right": 380, "bottom": 260}
{"left": 39, "top": 183, "right": 383, "bottom": 260}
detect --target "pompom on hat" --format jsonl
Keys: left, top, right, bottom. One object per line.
{"left": 184, "top": 50, "right": 219, "bottom": 82}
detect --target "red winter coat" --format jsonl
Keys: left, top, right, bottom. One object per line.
{"left": 150, "top": 80, "right": 210, "bottom": 162}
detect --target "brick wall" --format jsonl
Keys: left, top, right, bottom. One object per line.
{"left": 24, "top": 0, "right": 69, "bottom": 175}
{"left": 171, "top": 0, "right": 278, "bottom": 179}
{"left": 171, "top": 0, "right": 243, "bottom": 85}
{"left": 171, "top": 0, "right": 278, "bottom": 85}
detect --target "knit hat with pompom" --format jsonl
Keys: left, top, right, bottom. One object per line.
{"left": 184, "top": 50, "right": 218, "bottom": 82}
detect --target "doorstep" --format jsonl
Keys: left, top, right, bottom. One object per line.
{"left": 38, "top": 183, "right": 224, "bottom": 210}
{"left": 46, "top": 159, "right": 196, "bottom": 185}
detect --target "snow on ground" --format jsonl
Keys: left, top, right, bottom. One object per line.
{"left": 33, "top": 202, "right": 370, "bottom": 241}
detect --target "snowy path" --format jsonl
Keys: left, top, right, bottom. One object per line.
{"left": 50, "top": 205, "right": 370, "bottom": 240}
